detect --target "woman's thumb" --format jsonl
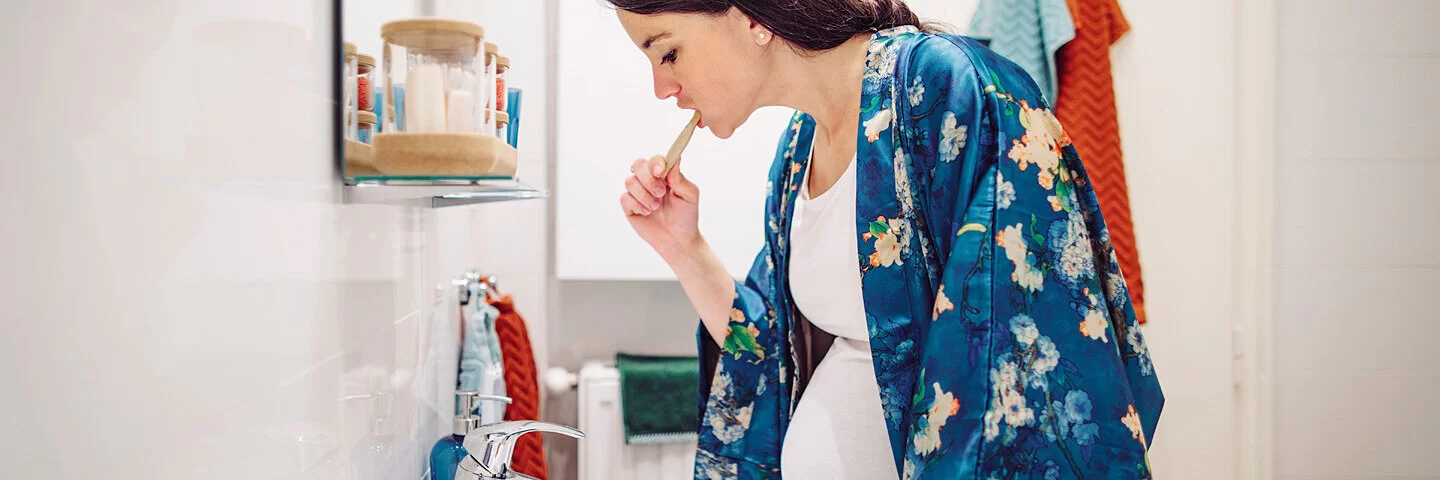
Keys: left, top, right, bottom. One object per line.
{"left": 666, "top": 161, "right": 698, "bottom": 199}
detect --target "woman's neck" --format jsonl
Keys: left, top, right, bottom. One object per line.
{"left": 763, "top": 33, "right": 872, "bottom": 145}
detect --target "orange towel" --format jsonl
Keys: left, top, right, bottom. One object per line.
{"left": 488, "top": 294, "right": 548, "bottom": 480}
{"left": 1054, "top": 0, "right": 1148, "bottom": 323}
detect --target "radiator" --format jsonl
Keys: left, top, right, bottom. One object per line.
{"left": 572, "top": 363, "right": 697, "bottom": 480}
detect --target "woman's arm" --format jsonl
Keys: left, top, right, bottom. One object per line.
{"left": 896, "top": 35, "right": 1162, "bottom": 475}
{"left": 658, "top": 235, "right": 737, "bottom": 347}
{"left": 620, "top": 154, "right": 739, "bottom": 346}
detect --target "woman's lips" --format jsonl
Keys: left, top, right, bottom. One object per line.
{"left": 697, "top": 114, "right": 706, "bottom": 129}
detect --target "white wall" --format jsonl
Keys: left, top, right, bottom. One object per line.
{"left": 1109, "top": 0, "right": 1238, "bottom": 477}
{"left": 0, "top": 0, "right": 551, "bottom": 478}
{"left": 1272, "top": 1, "right": 1440, "bottom": 478}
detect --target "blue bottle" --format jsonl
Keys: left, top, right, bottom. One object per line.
{"left": 430, "top": 391, "right": 484, "bottom": 480}
{"left": 506, "top": 88, "right": 522, "bottom": 148}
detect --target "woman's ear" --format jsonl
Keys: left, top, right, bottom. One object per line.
{"left": 726, "top": 6, "right": 771, "bottom": 46}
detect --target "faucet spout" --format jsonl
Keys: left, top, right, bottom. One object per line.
{"left": 454, "top": 420, "right": 586, "bottom": 479}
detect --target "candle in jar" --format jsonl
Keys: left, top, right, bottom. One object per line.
{"left": 446, "top": 89, "right": 476, "bottom": 133}
{"left": 404, "top": 63, "right": 446, "bottom": 133}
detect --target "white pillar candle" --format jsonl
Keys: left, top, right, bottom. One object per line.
{"left": 446, "top": 89, "right": 475, "bottom": 133}
{"left": 404, "top": 64, "right": 446, "bottom": 133}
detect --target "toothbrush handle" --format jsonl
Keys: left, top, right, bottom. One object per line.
{"left": 663, "top": 111, "right": 702, "bottom": 177}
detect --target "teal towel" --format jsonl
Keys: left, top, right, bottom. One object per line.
{"left": 968, "top": 0, "right": 1077, "bottom": 102}
{"left": 616, "top": 353, "right": 699, "bottom": 445}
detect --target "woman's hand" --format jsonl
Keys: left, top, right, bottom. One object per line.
{"left": 618, "top": 154, "right": 733, "bottom": 346}
{"left": 620, "top": 154, "right": 702, "bottom": 258}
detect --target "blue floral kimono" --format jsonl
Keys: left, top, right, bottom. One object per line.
{"left": 692, "top": 27, "right": 1163, "bottom": 479}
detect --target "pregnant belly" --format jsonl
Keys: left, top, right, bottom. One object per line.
{"left": 780, "top": 338, "right": 899, "bottom": 480}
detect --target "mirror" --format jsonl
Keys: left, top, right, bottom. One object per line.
{"left": 340, "top": 1, "right": 521, "bottom": 185}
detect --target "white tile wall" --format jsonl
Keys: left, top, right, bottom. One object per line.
{"left": 1278, "top": 55, "right": 1440, "bottom": 161}
{"left": 0, "top": 0, "right": 551, "bottom": 478}
{"left": 1275, "top": 374, "right": 1440, "bottom": 476}
{"left": 1275, "top": 0, "right": 1440, "bottom": 478}
{"left": 1276, "top": 267, "right": 1440, "bottom": 375}
{"left": 1279, "top": 0, "right": 1440, "bottom": 56}
{"left": 1276, "top": 161, "right": 1440, "bottom": 267}
{"left": 549, "top": 280, "right": 699, "bottom": 370}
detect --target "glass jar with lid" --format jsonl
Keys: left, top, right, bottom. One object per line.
{"left": 374, "top": 19, "right": 515, "bottom": 176}
{"left": 357, "top": 110, "right": 376, "bottom": 144}
{"left": 495, "top": 111, "right": 509, "bottom": 148}
{"left": 482, "top": 41, "right": 499, "bottom": 136}
{"left": 342, "top": 42, "right": 359, "bottom": 141}
{"left": 356, "top": 53, "right": 376, "bottom": 113}
{"left": 495, "top": 54, "right": 510, "bottom": 115}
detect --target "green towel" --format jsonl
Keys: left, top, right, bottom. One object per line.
{"left": 616, "top": 353, "right": 699, "bottom": 445}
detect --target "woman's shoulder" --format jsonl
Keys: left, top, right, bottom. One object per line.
{"left": 911, "top": 32, "right": 1051, "bottom": 108}
{"left": 898, "top": 31, "right": 984, "bottom": 80}
{"left": 897, "top": 31, "right": 1046, "bottom": 104}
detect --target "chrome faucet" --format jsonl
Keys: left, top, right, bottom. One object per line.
{"left": 456, "top": 420, "right": 586, "bottom": 480}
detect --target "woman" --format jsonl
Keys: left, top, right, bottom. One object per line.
{"left": 611, "top": 1, "right": 1163, "bottom": 478}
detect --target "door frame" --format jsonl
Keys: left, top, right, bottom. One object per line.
{"left": 1232, "top": 0, "right": 1278, "bottom": 477}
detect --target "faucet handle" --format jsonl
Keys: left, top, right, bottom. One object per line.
{"left": 458, "top": 421, "right": 585, "bottom": 478}
{"left": 453, "top": 392, "right": 514, "bottom": 435}
{"left": 455, "top": 391, "right": 512, "bottom": 416}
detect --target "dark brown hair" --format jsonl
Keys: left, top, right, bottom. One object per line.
{"left": 605, "top": 0, "right": 929, "bottom": 51}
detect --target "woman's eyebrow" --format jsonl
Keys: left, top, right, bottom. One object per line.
{"left": 642, "top": 32, "right": 672, "bottom": 50}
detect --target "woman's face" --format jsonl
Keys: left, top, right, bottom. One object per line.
{"left": 616, "top": 8, "right": 767, "bottom": 139}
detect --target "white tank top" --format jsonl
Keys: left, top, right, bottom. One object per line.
{"left": 781, "top": 153, "right": 899, "bottom": 479}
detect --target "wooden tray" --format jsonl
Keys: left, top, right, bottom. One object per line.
{"left": 373, "top": 132, "right": 516, "bottom": 177}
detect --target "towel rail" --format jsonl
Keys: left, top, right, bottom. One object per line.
{"left": 452, "top": 270, "right": 504, "bottom": 305}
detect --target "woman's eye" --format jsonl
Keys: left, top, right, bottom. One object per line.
{"left": 661, "top": 50, "right": 677, "bottom": 65}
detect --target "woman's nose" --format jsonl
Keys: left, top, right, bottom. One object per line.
{"left": 652, "top": 69, "right": 680, "bottom": 101}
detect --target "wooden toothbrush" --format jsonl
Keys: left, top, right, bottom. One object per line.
{"left": 662, "top": 111, "right": 702, "bottom": 178}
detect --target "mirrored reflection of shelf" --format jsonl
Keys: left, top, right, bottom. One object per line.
{"left": 343, "top": 176, "right": 547, "bottom": 208}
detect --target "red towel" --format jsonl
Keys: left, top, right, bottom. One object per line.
{"left": 488, "top": 294, "right": 548, "bottom": 480}
{"left": 1054, "top": 0, "right": 1148, "bottom": 323}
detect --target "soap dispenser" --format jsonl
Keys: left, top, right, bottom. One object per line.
{"left": 431, "top": 391, "right": 512, "bottom": 480}
{"left": 350, "top": 390, "right": 417, "bottom": 480}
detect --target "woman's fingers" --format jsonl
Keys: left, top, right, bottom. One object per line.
{"left": 622, "top": 154, "right": 685, "bottom": 218}
{"left": 631, "top": 158, "right": 668, "bottom": 199}
{"left": 647, "top": 155, "right": 668, "bottom": 176}
{"left": 624, "top": 175, "right": 660, "bottom": 212}
{"left": 619, "top": 192, "right": 650, "bottom": 216}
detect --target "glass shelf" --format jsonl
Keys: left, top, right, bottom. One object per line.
{"left": 343, "top": 176, "right": 547, "bottom": 208}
